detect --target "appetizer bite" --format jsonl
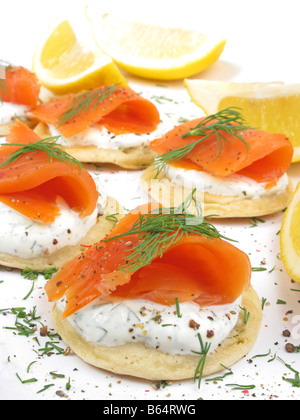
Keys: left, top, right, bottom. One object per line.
{"left": 45, "top": 194, "right": 262, "bottom": 382}
{"left": 142, "top": 108, "right": 294, "bottom": 218}
{"left": 0, "top": 120, "right": 120, "bottom": 271}
{"left": 30, "top": 85, "right": 164, "bottom": 169}
{"left": 0, "top": 63, "right": 40, "bottom": 135}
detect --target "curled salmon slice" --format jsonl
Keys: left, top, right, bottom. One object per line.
{"left": 150, "top": 117, "right": 293, "bottom": 183}
{"left": 45, "top": 203, "right": 251, "bottom": 318}
{"left": 0, "top": 65, "right": 40, "bottom": 107}
{"left": 0, "top": 120, "right": 98, "bottom": 223}
{"left": 30, "top": 85, "right": 160, "bottom": 138}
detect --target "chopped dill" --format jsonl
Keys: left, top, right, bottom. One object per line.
{"left": 192, "top": 333, "right": 211, "bottom": 389}
{"left": 239, "top": 305, "right": 250, "bottom": 325}
{"left": 21, "top": 267, "right": 58, "bottom": 281}
{"left": 175, "top": 298, "right": 182, "bottom": 318}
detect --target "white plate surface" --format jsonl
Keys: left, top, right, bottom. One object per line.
{"left": 0, "top": 0, "right": 300, "bottom": 401}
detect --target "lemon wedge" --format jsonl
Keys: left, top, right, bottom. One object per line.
{"left": 32, "top": 19, "right": 127, "bottom": 95}
{"left": 280, "top": 181, "right": 300, "bottom": 283}
{"left": 184, "top": 79, "right": 300, "bottom": 162}
{"left": 90, "top": 13, "right": 226, "bottom": 80}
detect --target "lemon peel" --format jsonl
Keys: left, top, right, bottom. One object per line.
{"left": 280, "top": 181, "right": 300, "bottom": 283}
{"left": 91, "top": 13, "right": 226, "bottom": 80}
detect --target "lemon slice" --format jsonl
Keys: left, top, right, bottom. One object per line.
{"left": 90, "top": 13, "right": 226, "bottom": 80}
{"left": 184, "top": 79, "right": 300, "bottom": 162}
{"left": 280, "top": 181, "right": 300, "bottom": 283}
{"left": 32, "top": 19, "right": 127, "bottom": 95}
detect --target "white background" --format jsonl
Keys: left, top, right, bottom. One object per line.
{"left": 0, "top": 0, "right": 300, "bottom": 401}
{"left": 1, "top": 0, "right": 300, "bottom": 83}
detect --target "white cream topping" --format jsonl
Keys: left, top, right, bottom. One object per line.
{"left": 48, "top": 124, "right": 163, "bottom": 150}
{"left": 57, "top": 297, "right": 242, "bottom": 356}
{"left": 164, "top": 164, "right": 289, "bottom": 199}
{"left": 0, "top": 102, "right": 29, "bottom": 124}
{"left": 0, "top": 172, "right": 106, "bottom": 259}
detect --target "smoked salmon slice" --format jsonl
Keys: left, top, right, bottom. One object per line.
{"left": 150, "top": 117, "right": 293, "bottom": 183}
{"left": 30, "top": 85, "right": 160, "bottom": 138}
{"left": 0, "top": 65, "right": 40, "bottom": 107}
{"left": 45, "top": 203, "right": 251, "bottom": 318}
{"left": 0, "top": 120, "right": 98, "bottom": 223}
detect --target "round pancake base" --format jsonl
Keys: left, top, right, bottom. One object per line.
{"left": 141, "top": 166, "right": 294, "bottom": 218}
{"left": 34, "top": 122, "right": 156, "bottom": 169}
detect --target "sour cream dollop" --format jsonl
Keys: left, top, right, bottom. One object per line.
{"left": 57, "top": 297, "right": 242, "bottom": 356}
{"left": 164, "top": 164, "right": 289, "bottom": 199}
{"left": 0, "top": 172, "right": 106, "bottom": 259}
{"left": 0, "top": 102, "right": 29, "bottom": 124}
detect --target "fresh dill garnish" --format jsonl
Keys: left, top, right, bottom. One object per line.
{"left": 16, "top": 373, "right": 38, "bottom": 384}
{"left": 23, "top": 280, "right": 35, "bottom": 300}
{"left": 251, "top": 349, "right": 271, "bottom": 359}
{"left": 276, "top": 299, "right": 286, "bottom": 305}
{"left": 105, "top": 213, "right": 119, "bottom": 228}
{"left": 38, "top": 341, "right": 65, "bottom": 355}
{"left": 104, "top": 189, "right": 231, "bottom": 273}
{"left": 37, "top": 384, "right": 55, "bottom": 394}
{"left": 283, "top": 373, "right": 300, "bottom": 388}
{"left": 153, "top": 107, "right": 252, "bottom": 176}
{"left": 2, "top": 306, "right": 41, "bottom": 337}
{"left": 205, "top": 365, "right": 233, "bottom": 382}
{"left": 21, "top": 267, "right": 58, "bottom": 281}
{"left": 150, "top": 94, "right": 173, "bottom": 104}
{"left": 66, "top": 376, "right": 71, "bottom": 391}
{"left": 57, "top": 84, "right": 119, "bottom": 127}
{"left": 277, "top": 356, "right": 300, "bottom": 387}
{"left": 49, "top": 371, "right": 65, "bottom": 379}
{"left": 225, "top": 383, "right": 256, "bottom": 391}
{"left": 27, "top": 361, "right": 37, "bottom": 373}
{"left": 22, "top": 268, "right": 58, "bottom": 300}
{"left": 268, "top": 353, "right": 277, "bottom": 363}
{"left": 175, "top": 298, "right": 182, "bottom": 318}
{"left": 239, "top": 305, "right": 250, "bottom": 325}
{"left": 0, "top": 136, "right": 83, "bottom": 172}
{"left": 249, "top": 216, "right": 266, "bottom": 228}
{"left": 192, "top": 333, "right": 211, "bottom": 389}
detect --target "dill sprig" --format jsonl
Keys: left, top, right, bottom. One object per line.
{"left": 239, "top": 305, "right": 251, "bottom": 325}
{"left": 192, "top": 333, "right": 211, "bottom": 389}
{"left": 226, "top": 383, "right": 256, "bottom": 391}
{"left": 57, "top": 84, "right": 119, "bottom": 127}
{"left": 1, "top": 306, "right": 41, "bottom": 337}
{"left": 104, "top": 189, "right": 232, "bottom": 273}
{"left": 0, "top": 136, "right": 83, "bottom": 172}
{"left": 21, "top": 267, "right": 58, "bottom": 281}
{"left": 153, "top": 107, "right": 252, "bottom": 176}
{"left": 175, "top": 297, "right": 182, "bottom": 318}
